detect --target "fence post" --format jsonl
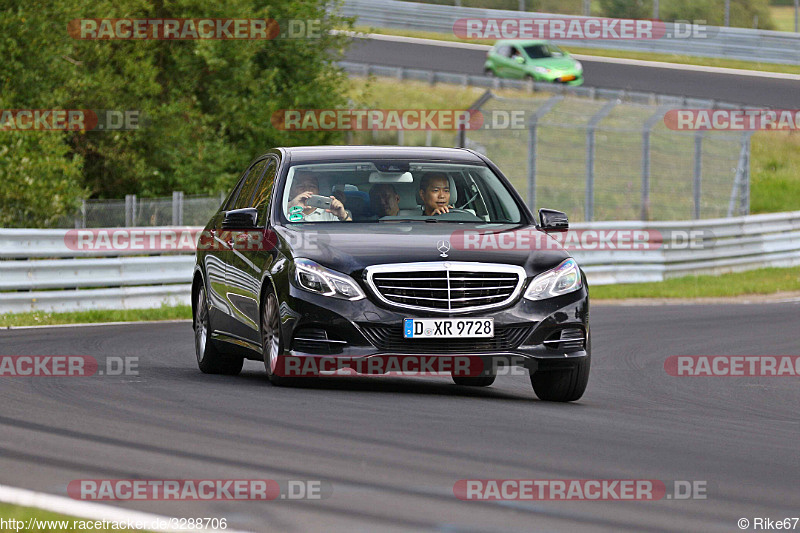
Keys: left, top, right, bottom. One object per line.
{"left": 125, "top": 194, "right": 137, "bottom": 227}
{"left": 729, "top": 131, "right": 754, "bottom": 217}
{"left": 741, "top": 132, "right": 753, "bottom": 215}
{"left": 172, "top": 191, "right": 184, "bottom": 226}
{"left": 527, "top": 95, "right": 563, "bottom": 212}
{"left": 460, "top": 89, "right": 494, "bottom": 149}
{"left": 641, "top": 107, "right": 669, "bottom": 221}
{"left": 585, "top": 100, "right": 618, "bottom": 222}
{"left": 693, "top": 133, "right": 703, "bottom": 219}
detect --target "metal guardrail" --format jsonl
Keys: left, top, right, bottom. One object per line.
{"left": 341, "top": 0, "right": 800, "bottom": 66}
{"left": 3, "top": 212, "right": 800, "bottom": 312}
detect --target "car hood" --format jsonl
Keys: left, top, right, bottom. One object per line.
{"left": 275, "top": 223, "right": 571, "bottom": 277}
{"left": 530, "top": 56, "right": 577, "bottom": 71}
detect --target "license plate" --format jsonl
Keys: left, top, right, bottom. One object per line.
{"left": 403, "top": 318, "right": 494, "bottom": 339}
{"left": 560, "top": 75, "right": 576, "bottom": 82}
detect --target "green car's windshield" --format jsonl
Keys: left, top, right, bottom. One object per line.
{"left": 523, "top": 44, "right": 565, "bottom": 59}
{"left": 281, "top": 161, "right": 523, "bottom": 224}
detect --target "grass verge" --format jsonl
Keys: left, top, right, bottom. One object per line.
{"left": 0, "top": 502, "right": 144, "bottom": 532}
{"left": 0, "top": 305, "right": 192, "bottom": 327}
{"left": 591, "top": 265, "right": 800, "bottom": 299}
{"left": 352, "top": 26, "right": 800, "bottom": 76}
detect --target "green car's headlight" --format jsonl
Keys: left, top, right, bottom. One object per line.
{"left": 524, "top": 258, "right": 583, "bottom": 301}
{"left": 574, "top": 60, "right": 583, "bottom": 73}
{"left": 293, "top": 258, "right": 365, "bottom": 301}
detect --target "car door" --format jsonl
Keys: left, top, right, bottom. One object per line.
{"left": 224, "top": 157, "right": 278, "bottom": 345}
{"left": 507, "top": 45, "right": 527, "bottom": 78}
{"left": 494, "top": 45, "right": 515, "bottom": 77}
{"left": 217, "top": 157, "right": 268, "bottom": 343}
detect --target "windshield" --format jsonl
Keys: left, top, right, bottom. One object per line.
{"left": 523, "top": 43, "right": 565, "bottom": 59}
{"left": 280, "top": 161, "right": 523, "bottom": 224}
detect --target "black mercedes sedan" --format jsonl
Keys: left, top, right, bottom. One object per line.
{"left": 192, "top": 146, "right": 590, "bottom": 401}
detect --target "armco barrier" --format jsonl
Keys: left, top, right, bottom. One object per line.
{"left": 340, "top": 0, "right": 800, "bottom": 66}
{"left": 2, "top": 211, "right": 800, "bottom": 312}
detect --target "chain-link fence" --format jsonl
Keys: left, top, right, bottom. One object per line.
{"left": 460, "top": 92, "right": 751, "bottom": 222}
{"left": 57, "top": 192, "right": 226, "bottom": 228}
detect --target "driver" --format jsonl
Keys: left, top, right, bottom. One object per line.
{"left": 287, "top": 171, "right": 351, "bottom": 222}
{"left": 418, "top": 172, "right": 453, "bottom": 216}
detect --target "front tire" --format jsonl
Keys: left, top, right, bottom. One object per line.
{"left": 484, "top": 68, "right": 496, "bottom": 77}
{"left": 530, "top": 355, "right": 590, "bottom": 402}
{"left": 194, "top": 285, "right": 243, "bottom": 375}
{"left": 261, "top": 291, "right": 291, "bottom": 386}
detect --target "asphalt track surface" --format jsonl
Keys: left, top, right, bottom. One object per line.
{"left": 1, "top": 302, "right": 799, "bottom": 532}
{"left": 345, "top": 37, "right": 800, "bottom": 108}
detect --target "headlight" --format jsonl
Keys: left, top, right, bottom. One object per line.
{"left": 574, "top": 60, "right": 583, "bottom": 73}
{"left": 293, "top": 258, "right": 365, "bottom": 301}
{"left": 524, "top": 258, "right": 582, "bottom": 301}
{"left": 533, "top": 66, "right": 551, "bottom": 74}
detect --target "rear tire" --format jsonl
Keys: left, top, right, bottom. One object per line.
{"left": 530, "top": 355, "right": 590, "bottom": 402}
{"left": 194, "top": 285, "right": 243, "bottom": 375}
{"left": 484, "top": 68, "right": 496, "bottom": 77}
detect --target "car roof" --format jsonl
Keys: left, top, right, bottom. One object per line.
{"left": 281, "top": 146, "right": 486, "bottom": 164}
{"left": 494, "top": 39, "right": 551, "bottom": 47}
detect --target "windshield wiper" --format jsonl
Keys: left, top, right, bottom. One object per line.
{"left": 378, "top": 218, "right": 439, "bottom": 223}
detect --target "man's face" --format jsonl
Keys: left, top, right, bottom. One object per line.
{"left": 420, "top": 178, "right": 450, "bottom": 213}
{"left": 290, "top": 174, "right": 319, "bottom": 198}
{"left": 371, "top": 185, "right": 400, "bottom": 216}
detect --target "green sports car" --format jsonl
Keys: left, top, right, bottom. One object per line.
{"left": 484, "top": 40, "right": 583, "bottom": 86}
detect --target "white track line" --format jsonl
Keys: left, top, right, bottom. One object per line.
{"left": 3, "top": 319, "right": 192, "bottom": 330}
{"left": 349, "top": 31, "right": 800, "bottom": 81}
{"left": 0, "top": 484, "right": 251, "bottom": 532}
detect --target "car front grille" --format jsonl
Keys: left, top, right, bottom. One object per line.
{"left": 359, "top": 324, "right": 534, "bottom": 354}
{"left": 364, "top": 262, "right": 526, "bottom": 314}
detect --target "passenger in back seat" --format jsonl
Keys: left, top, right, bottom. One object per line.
{"left": 369, "top": 183, "right": 401, "bottom": 217}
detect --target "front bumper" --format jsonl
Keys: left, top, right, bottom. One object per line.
{"left": 279, "top": 283, "right": 589, "bottom": 374}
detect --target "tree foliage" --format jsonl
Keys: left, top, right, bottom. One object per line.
{"left": 0, "top": 0, "right": 354, "bottom": 227}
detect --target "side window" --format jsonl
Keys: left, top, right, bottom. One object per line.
{"left": 253, "top": 159, "right": 277, "bottom": 224}
{"left": 232, "top": 159, "right": 267, "bottom": 210}
{"left": 497, "top": 45, "right": 511, "bottom": 58}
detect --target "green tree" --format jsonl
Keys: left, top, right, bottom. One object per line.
{"left": 0, "top": 0, "right": 355, "bottom": 226}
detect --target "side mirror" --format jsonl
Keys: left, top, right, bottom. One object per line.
{"left": 222, "top": 207, "right": 259, "bottom": 229}
{"left": 538, "top": 208, "right": 569, "bottom": 232}
{"left": 515, "top": 55, "right": 525, "bottom": 64}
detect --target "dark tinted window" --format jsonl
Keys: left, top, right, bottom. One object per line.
{"left": 253, "top": 159, "right": 277, "bottom": 223}
{"left": 233, "top": 159, "right": 267, "bottom": 209}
